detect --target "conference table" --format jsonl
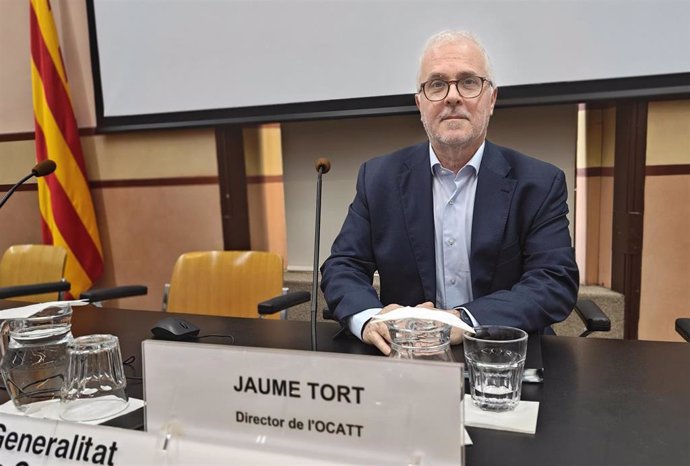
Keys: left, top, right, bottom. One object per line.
{"left": 1, "top": 302, "right": 689, "bottom": 466}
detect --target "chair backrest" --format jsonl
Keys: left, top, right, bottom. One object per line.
{"left": 0, "top": 244, "right": 67, "bottom": 302}
{"left": 166, "top": 250, "right": 284, "bottom": 319}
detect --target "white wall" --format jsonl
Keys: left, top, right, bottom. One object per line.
{"left": 282, "top": 105, "right": 578, "bottom": 270}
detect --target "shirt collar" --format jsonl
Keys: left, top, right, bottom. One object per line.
{"left": 429, "top": 141, "right": 485, "bottom": 176}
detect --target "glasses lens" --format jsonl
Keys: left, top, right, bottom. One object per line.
{"left": 423, "top": 79, "right": 449, "bottom": 101}
{"left": 458, "top": 76, "right": 483, "bottom": 98}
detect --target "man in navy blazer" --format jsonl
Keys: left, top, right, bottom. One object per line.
{"left": 321, "top": 31, "right": 578, "bottom": 354}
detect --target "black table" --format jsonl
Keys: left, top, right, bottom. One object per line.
{"left": 2, "top": 303, "right": 689, "bottom": 465}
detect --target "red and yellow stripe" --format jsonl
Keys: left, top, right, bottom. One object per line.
{"left": 30, "top": 0, "right": 103, "bottom": 297}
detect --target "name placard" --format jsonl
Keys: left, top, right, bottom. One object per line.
{"left": 143, "top": 341, "right": 464, "bottom": 465}
{"left": 0, "top": 413, "right": 161, "bottom": 466}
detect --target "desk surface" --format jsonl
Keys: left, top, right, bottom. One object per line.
{"left": 2, "top": 303, "right": 689, "bottom": 466}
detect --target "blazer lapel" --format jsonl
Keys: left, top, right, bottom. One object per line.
{"left": 471, "top": 142, "right": 516, "bottom": 297}
{"left": 399, "top": 146, "right": 436, "bottom": 303}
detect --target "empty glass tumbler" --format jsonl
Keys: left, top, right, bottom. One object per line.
{"left": 60, "top": 334, "right": 129, "bottom": 422}
{"left": 463, "top": 326, "right": 528, "bottom": 412}
{"left": 387, "top": 318, "right": 455, "bottom": 362}
{"left": 0, "top": 305, "right": 73, "bottom": 413}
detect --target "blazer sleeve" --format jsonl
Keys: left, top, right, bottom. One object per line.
{"left": 320, "top": 163, "right": 384, "bottom": 322}
{"left": 463, "top": 170, "right": 579, "bottom": 332}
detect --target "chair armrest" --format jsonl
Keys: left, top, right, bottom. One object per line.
{"left": 80, "top": 285, "right": 148, "bottom": 303}
{"left": 676, "top": 318, "right": 690, "bottom": 342}
{"left": 322, "top": 307, "right": 335, "bottom": 320}
{"left": 258, "top": 291, "right": 310, "bottom": 315}
{"left": 574, "top": 299, "right": 611, "bottom": 336}
{"left": 0, "top": 281, "right": 71, "bottom": 300}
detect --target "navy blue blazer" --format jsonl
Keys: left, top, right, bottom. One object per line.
{"left": 320, "top": 140, "right": 579, "bottom": 333}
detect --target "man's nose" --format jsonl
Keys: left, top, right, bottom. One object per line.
{"left": 444, "top": 83, "right": 463, "bottom": 104}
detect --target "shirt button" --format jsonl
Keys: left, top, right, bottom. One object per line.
{"left": 450, "top": 278, "right": 456, "bottom": 285}
{"left": 449, "top": 200, "right": 454, "bottom": 205}
{"left": 448, "top": 239, "right": 455, "bottom": 245}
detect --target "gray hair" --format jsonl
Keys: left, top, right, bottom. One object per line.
{"left": 417, "top": 30, "right": 496, "bottom": 87}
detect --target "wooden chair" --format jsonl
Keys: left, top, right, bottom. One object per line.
{"left": 0, "top": 244, "right": 68, "bottom": 302}
{"left": 164, "top": 251, "right": 308, "bottom": 319}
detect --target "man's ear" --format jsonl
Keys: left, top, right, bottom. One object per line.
{"left": 489, "top": 87, "right": 498, "bottom": 115}
{"left": 415, "top": 92, "right": 421, "bottom": 110}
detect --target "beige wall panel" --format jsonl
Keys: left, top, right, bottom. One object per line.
{"left": 0, "top": 0, "right": 95, "bottom": 134}
{"left": 582, "top": 108, "right": 616, "bottom": 167}
{"left": 575, "top": 175, "right": 587, "bottom": 277}
{"left": 283, "top": 114, "right": 427, "bottom": 270}
{"left": 1, "top": 129, "right": 217, "bottom": 183}
{"left": 597, "top": 176, "right": 613, "bottom": 288}
{"left": 91, "top": 184, "right": 223, "bottom": 311}
{"left": 601, "top": 107, "right": 616, "bottom": 167}
{"left": 0, "top": 139, "right": 40, "bottom": 183}
{"left": 639, "top": 175, "right": 690, "bottom": 342}
{"left": 0, "top": 191, "right": 43, "bottom": 254}
{"left": 575, "top": 176, "right": 604, "bottom": 285}
{"left": 82, "top": 129, "right": 217, "bottom": 181}
{"left": 647, "top": 100, "right": 690, "bottom": 166}
{"left": 584, "top": 109, "right": 604, "bottom": 167}
{"left": 576, "top": 107, "right": 587, "bottom": 168}
{"left": 244, "top": 125, "right": 284, "bottom": 177}
{"left": 247, "top": 182, "right": 287, "bottom": 262}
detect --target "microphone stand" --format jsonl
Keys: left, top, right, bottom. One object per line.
{"left": 0, "top": 173, "right": 34, "bottom": 210}
{"left": 0, "top": 160, "right": 57, "bottom": 210}
{"left": 311, "top": 158, "right": 330, "bottom": 351}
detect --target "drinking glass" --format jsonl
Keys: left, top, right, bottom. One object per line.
{"left": 60, "top": 334, "right": 128, "bottom": 422}
{"left": 463, "top": 326, "right": 527, "bottom": 412}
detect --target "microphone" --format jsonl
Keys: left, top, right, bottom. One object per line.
{"left": 315, "top": 158, "right": 331, "bottom": 174}
{"left": 0, "top": 160, "right": 57, "bottom": 210}
{"left": 310, "top": 157, "right": 331, "bottom": 351}
{"left": 32, "top": 159, "right": 57, "bottom": 177}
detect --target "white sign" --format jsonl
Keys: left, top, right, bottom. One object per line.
{"left": 0, "top": 413, "right": 162, "bottom": 465}
{"left": 143, "top": 341, "right": 464, "bottom": 466}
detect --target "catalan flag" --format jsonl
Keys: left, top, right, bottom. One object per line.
{"left": 30, "top": 0, "right": 103, "bottom": 298}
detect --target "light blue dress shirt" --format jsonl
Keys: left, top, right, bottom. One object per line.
{"left": 348, "top": 142, "right": 485, "bottom": 339}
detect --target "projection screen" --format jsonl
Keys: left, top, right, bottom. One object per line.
{"left": 88, "top": 0, "right": 690, "bottom": 128}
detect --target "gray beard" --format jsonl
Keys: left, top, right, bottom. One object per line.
{"left": 420, "top": 116, "right": 475, "bottom": 148}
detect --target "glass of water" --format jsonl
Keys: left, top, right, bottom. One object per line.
{"left": 60, "top": 334, "right": 128, "bottom": 422}
{"left": 463, "top": 326, "right": 528, "bottom": 412}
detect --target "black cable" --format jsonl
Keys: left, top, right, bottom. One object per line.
{"left": 122, "top": 355, "right": 142, "bottom": 382}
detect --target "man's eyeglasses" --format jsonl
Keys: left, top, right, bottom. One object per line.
{"left": 418, "top": 76, "right": 493, "bottom": 101}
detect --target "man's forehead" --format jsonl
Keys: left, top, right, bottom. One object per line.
{"left": 420, "top": 41, "right": 486, "bottom": 76}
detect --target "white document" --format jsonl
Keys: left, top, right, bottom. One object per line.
{"left": 464, "top": 398, "right": 539, "bottom": 434}
{"left": 0, "top": 299, "right": 88, "bottom": 319}
{"left": 0, "top": 398, "right": 145, "bottom": 425}
{"left": 370, "top": 306, "right": 475, "bottom": 334}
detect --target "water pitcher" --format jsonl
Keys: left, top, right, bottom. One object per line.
{"left": 386, "top": 318, "right": 455, "bottom": 362}
{"left": 0, "top": 304, "right": 73, "bottom": 412}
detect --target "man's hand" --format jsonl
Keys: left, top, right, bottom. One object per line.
{"left": 416, "top": 302, "right": 465, "bottom": 345}
{"left": 362, "top": 304, "right": 401, "bottom": 355}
